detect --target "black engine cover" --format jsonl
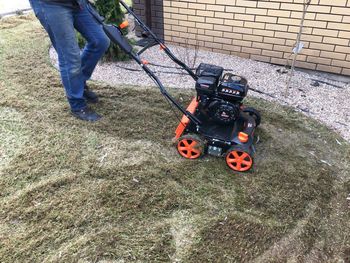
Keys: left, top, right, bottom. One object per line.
{"left": 208, "top": 100, "right": 240, "bottom": 125}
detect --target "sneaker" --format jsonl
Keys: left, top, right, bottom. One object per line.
{"left": 71, "top": 107, "right": 101, "bottom": 122}
{"left": 84, "top": 85, "right": 99, "bottom": 103}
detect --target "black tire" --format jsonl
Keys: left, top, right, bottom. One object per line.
{"left": 243, "top": 107, "right": 261, "bottom": 127}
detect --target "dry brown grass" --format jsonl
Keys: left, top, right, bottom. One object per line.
{"left": 0, "top": 15, "right": 349, "bottom": 263}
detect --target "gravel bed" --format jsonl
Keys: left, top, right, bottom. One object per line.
{"left": 50, "top": 39, "right": 350, "bottom": 142}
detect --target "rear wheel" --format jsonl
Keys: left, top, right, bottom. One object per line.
{"left": 243, "top": 107, "right": 261, "bottom": 127}
{"left": 226, "top": 147, "right": 253, "bottom": 172}
{"left": 177, "top": 134, "right": 204, "bottom": 159}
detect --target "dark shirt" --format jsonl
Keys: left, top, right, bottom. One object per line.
{"left": 42, "top": 0, "right": 81, "bottom": 9}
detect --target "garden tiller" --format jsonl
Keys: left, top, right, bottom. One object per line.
{"left": 87, "top": 1, "right": 261, "bottom": 172}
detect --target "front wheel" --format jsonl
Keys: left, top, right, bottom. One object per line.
{"left": 225, "top": 147, "right": 253, "bottom": 172}
{"left": 177, "top": 134, "right": 205, "bottom": 159}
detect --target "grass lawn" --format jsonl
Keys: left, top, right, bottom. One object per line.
{"left": 0, "top": 15, "right": 349, "bottom": 263}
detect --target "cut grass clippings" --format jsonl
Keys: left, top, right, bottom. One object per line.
{"left": 0, "top": 15, "right": 349, "bottom": 263}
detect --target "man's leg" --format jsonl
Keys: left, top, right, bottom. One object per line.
{"left": 29, "top": 0, "right": 86, "bottom": 111}
{"left": 29, "top": 0, "right": 101, "bottom": 121}
{"left": 73, "top": 1, "right": 110, "bottom": 84}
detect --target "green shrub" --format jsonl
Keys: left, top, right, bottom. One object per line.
{"left": 77, "top": 0, "right": 130, "bottom": 61}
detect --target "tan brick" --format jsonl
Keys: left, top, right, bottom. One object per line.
{"left": 262, "top": 50, "right": 284, "bottom": 58}
{"left": 222, "top": 44, "right": 241, "bottom": 52}
{"left": 280, "top": 3, "right": 304, "bottom": 11}
{"left": 342, "top": 68, "right": 350, "bottom": 75}
{"left": 335, "top": 46, "right": 350, "bottom": 53}
{"left": 258, "top": 1, "right": 280, "bottom": 9}
{"left": 214, "top": 37, "right": 233, "bottom": 45}
{"left": 332, "top": 60, "right": 350, "bottom": 68}
{"left": 179, "top": 8, "right": 196, "bottom": 15}
{"left": 302, "top": 34, "right": 323, "bottom": 43}
{"left": 241, "top": 47, "right": 261, "bottom": 55}
{"left": 236, "top": 0, "right": 257, "bottom": 8}
{"left": 235, "top": 14, "right": 255, "bottom": 21}
{"left": 290, "top": 11, "right": 316, "bottom": 20}
{"left": 196, "top": 10, "right": 214, "bottom": 17}
{"left": 323, "top": 37, "right": 349, "bottom": 46}
{"left": 255, "top": 15, "right": 277, "bottom": 23}
{"left": 300, "top": 49, "right": 321, "bottom": 57}
{"left": 171, "top": 14, "right": 187, "bottom": 21}
{"left": 224, "top": 32, "right": 243, "bottom": 40}
{"left": 267, "top": 9, "right": 291, "bottom": 18}
{"left": 245, "top": 7, "right": 267, "bottom": 15}
{"left": 253, "top": 42, "right": 273, "bottom": 50}
{"left": 205, "top": 17, "right": 224, "bottom": 24}
{"left": 196, "top": 22, "right": 213, "bottom": 30}
{"left": 188, "top": 3, "right": 206, "bottom": 10}
{"left": 308, "top": 5, "right": 331, "bottom": 13}
{"left": 237, "top": 52, "right": 251, "bottom": 59}
{"left": 206, "top": 4, "right": 225, "bottom": 12}
{"left": 233, "top": 39, "right": 252, "bottom": 47}
{"left": 164, "top": 18, "right": 179, "bottom": 26}
{"left": 309, "top": 43, "right": 335, "bottom": 51}
{"left": 233, "top": 27, "right": 253, "bottom": 35}
{"left": 274, "top": 31, "right": 298, "bottom": 40}
{"left": 163, "top": 6, "right": 179, "bottom": 13}
{"left": 265, "top": 23, "right": 288, "bottom": 31}
{"left": 205, "top": 30, "right": 223, "bottom": 37}
{"left": 250, "top": 54, "right": 271, "bottom": 63}
{"left": 171, "top": 1, "right": 187, "bottom": 8}
{"left": 199, "top": 0, "right": 216, "bottom": 4}
{"left": 171, "top": 25, "right": 188, "bottom": 33}
{"left": 338, "top": 31, "right": 350, "bottom": 38}
{"left": 327, "top": 22, "right": 350, "bottom": 31}
{"left": 205, "top": 41, "right": 223, "bottom": 49}
{"left": 264, "top": 37, "right": 285, "bottom": 45}
{"left": 307, "top": 56, "right": 331, "bottom": 65}
{"left": 216, "top": 0, "right": 236, "bottom": 6}
{"left": 226, "top": 6, "right": 246, "bottom": 14}
{"left": 316, "top": 64, "right": 342, "bottom": 74}
{"left": 196, "top": 34, "right": 214, "bottom": 42}
{"left": 278, "top": 17, "right": 303, "bottom": 26}
{"left": 273, "top": 45, "right": 290, "bottom": 52}
{"left": 214, "top": 12, "right": 234, "bottom": 19}
{"left": 343, "top": 16, "right": 350, "bottom": 23}
{"left": 331, "top": 7, "right": 350, "bottom": 15}
{"left": 316, "top": 13, "right": 343, "bottom": 22}
{"left": 213, "top": 24, "right": 233, "bottom": 32}
{"left": 320, "top": 51, "right": 346, "bottom": 60}
{"left": 319, "top": 0, "right": 347, "bottom": 6}
{"left": 303, "top": 20, "right": 327, "bottom": 29}
{"left": 295, "top": 61, "right": 317, "bottom": 70}
{"left": 225, "top": 19, "right": 244, "bottom": 27}
{"left": 253, "top": 29, "right": 274, "bottom": 37}
{"left": 179, "top": 21, "right": 196, "bottom": 28}
{"left": 271, "top": 57, "right": 288, "bottom": 66}
{"left": 243, "top": 34, "right": 263, "bottom": 42}
{"left": 312, "top": 28, "right": 338, "bottom": 37}
{"left": 244, "top": 21, "right": 265, "bottom": 29}
{"left": 187, "top": 15, "right": 205, "bottom": 22}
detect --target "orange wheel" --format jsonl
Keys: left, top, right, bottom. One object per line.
{"left": 177, "top": 134, "right": 204, "bottom": 159}
{"left": 226, "top": 148, "right": 253, "bottom": 172}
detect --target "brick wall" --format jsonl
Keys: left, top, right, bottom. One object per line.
{"left": 133, "top": 0, "right": 164, "bottom": 39}
{"left": 158, "top": 0, "right": 350, "bottom": 75}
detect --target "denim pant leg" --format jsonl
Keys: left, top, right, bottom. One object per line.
{"left": 73, "top": 1, "right": 110, "bottom": 83}
{"left": 29, "top": 0, "right": 86, "bottom": 111}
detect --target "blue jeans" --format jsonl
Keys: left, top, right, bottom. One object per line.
{"left": 29, "top": 0, "right": 110, "bottom": 110}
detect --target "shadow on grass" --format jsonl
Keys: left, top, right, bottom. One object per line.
{"left": 0, "top": 15, "right": 349, "bottom": 263}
